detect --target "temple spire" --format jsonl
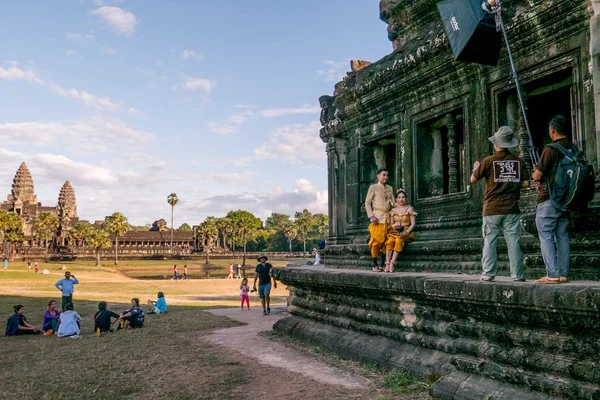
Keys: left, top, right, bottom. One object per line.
{"left": 11, "top": 162, "right": 36, "bottom": 203}
{"left": 58, "top": 180, "right": 77, "bottom": 219}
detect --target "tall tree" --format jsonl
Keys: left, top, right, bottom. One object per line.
{"left": 294, "top": 209, "right": 314, "bottom": 255}
{"left": 86, "top": 229, "right": 111, "bottom": 266}
{"left": 177, "top": 223, "right": 192, "bottom": 232}
{"left": 104, "top": 212, "right": 131, "bottom": 265}
{"left": 36, "top": 211, "right": 59, "bottom": 262}
{"left": 215, "top": 217, "right": 232, "bottom": 250}
{"left": 1, "top": 212, "right": 24, "bottom": 261}
{"left": 197, "top": 217, "right": 219, "bottom": 264}
{"left": 227, "top": 210, "right": 262, "bottom": 266}
{"left": 284, "top": 224, "right": 298, "bottom": 253}
{"left": 67, "top": 221, "right": 93, "bottom": 247}
{"left": 167, "top": 193, "right": 179, "bottom": 251}
{"left": 312, "top": 213, "right": 329, "bottom": 241}
{"left": 265, "top": 213, "right": 292, "bottom": 232}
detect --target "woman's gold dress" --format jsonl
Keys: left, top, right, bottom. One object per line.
{"left": 386, "top": 206, "right": 417, "bottom": 253}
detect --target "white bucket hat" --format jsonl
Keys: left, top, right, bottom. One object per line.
{"left": 489, "top": 126, "right": 518, "bottom": 148}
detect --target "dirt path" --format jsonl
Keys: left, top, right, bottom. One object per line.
{"left": 204, "top": 306, "right": 378, "bottom": 399}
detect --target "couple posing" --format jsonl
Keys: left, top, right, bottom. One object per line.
{"left": 365, "top": 168, "right": 416, "bottom": 272}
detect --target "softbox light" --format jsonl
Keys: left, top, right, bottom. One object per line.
{"left": 437, "top": 0, "right": 501, "bottom": 66}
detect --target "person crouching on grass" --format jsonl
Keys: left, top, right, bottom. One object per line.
{"left": 147, "top": 292, "right": 167, "bottom": 314}
{"left": 240, "top": 278, "right": 251, "bottom": 311}
{"left": 56, "top": 303, "right": 81, "bottom": 339}
{"left": 253, "top": 255, "right": 277, "bottom": 315}
{"left": 119, "top": 298, "right": 145, "bottom": 329}
{"left": 94, "top": 301, "right": 120, "bottom": 335}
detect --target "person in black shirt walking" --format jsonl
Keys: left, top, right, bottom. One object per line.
{"left": 253, "top": 254, "right": 277, "bottom": 315}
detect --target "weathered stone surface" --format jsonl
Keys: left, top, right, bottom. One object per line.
{"left": 274, "top": 267, "right": 600, "bottom": 399}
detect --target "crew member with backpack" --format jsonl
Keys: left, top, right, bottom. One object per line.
{"left": 532, "top": 114, "right": 595, "bottom": 284}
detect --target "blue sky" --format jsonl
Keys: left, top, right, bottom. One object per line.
{"left": 0, "top": 0, "right": 390, "bottom": 226}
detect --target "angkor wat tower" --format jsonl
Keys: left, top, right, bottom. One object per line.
{"left": 0, "top": 162, "right": 78, "bottom": 244}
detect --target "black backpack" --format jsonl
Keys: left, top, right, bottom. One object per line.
{"left": 547, "top": 143, "right": 595, "bottom": 211}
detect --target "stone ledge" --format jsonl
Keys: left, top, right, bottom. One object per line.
{"left": 274, "top": 267, "right": 600, "bottom": 399}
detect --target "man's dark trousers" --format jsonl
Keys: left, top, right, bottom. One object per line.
{"left": 62, "top": 295, "right": 72, "bottom": 310}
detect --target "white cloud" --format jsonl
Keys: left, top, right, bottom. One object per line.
{"left": 0, "top": 116, "right": 153, "bottom": 153}
{"left": 102, "top": 47, "right": 117, "bottom": 55}
{"left": 181, "top": 49, "right": 203, "bottom": 61}
{"left": 90, "top": 6, "right": 139, "bottom": 36}
{"left": 175, "top": 77, "right": 217, "bottom": 93}
{"left": 254, "top": 121, "right": 325, "bottom": 162}
{"left": 47, "top": 82, "right": 119, "bottom": 111}
{"left": 0, "top": 66, "right": 44, "bottom": 84}
{"left": 64, "top": 49, "right": 77, "bottom": 56}
{"left": 132, "top": 67, "right": 168, "bottom": 81}
{"left": 207, "top": 122, "right": 237, "bottom": 135}
{"left": 259, "top": 105, "right": 320, "bottom": 118}
{"left": 0, "top": 65, "right": 124, "bottom": 111}
{"left": 317, "top": 59, "right": 348, "bottom": 82}
{"left": 66, "top": 32, "right": 95, "bottom": 43}
{"left": 128, "top": 107, "right": 141, "bottom": 115}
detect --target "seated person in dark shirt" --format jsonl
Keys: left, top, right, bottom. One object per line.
{"left": 5, "top": 305, "right": 42, "bottom": 336}
{"left": 119, "top": 298, "right": 145, "bottom": 329}
{"left": 94, "top": 301, "right": 120, "bottom": 334}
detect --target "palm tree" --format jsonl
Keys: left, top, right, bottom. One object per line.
{"left": 67, "top": 221, "right": 93, "bottom": 247}
{"left": 2, "top": 212, "right": 24, "bottom": 260}
{"left": 284, "top": 224, "right": 298, "bottom": 253}
{"left": 104, "top": 212, "right": 131, "bottom": 265}
{"left": 198, "top": 217, "right": 219, "bottom": 264}
{"left": 167, "top": 193, "right": 179, "bottom": 251}
{"left": 216, "top": 217, "right": 232, "bottom": 251}
{"left": 86, "top": 229, "right": 111, "bottom": 266}
{"left": 228, "top": 210, "right": 261, "bottom": 267}
{"left": 294, "top": 209, "right": 314, "bottom": 255}
{"left": 36, "top": 211, "right": 59, "bottom": 262}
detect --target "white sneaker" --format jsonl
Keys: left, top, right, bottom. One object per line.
{"left": 70, "top": 334, "right": 80, "bottom": 339}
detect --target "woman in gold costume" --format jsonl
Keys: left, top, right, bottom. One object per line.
{"left": 385, "top": 189, "right": 416, "bottom": 272}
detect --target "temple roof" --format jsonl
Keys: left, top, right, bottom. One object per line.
{"left": 58, "top": 180, "right": 76, "bottom": 205}
{"left": 11, "top": 162, "right": 36, "bottom": 203}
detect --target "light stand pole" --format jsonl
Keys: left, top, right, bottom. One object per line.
{"left": 485, "top": 0, "right": 539, "bottom": 165}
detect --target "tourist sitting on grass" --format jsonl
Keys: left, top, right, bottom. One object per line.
{"left": 94, "top": 301, "right": 120, "bottom": 334}
{"left": 119, "top": 298, "right": 145, "bottom": 329}
{"left": 42, "top": 300, "right": 61, "bottom": 335}
{"left": 57, "top": 303, "right": 81, "bottom": 338}
{"left": 147, "top": 292, "right": 167, "bottom": 314}
{"left": 5, "top": 305, "right": 42, "bottom": 336}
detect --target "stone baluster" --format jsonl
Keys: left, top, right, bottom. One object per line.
{"left": 517, "top": 94, "right": 533, "bottom": 170}
{"left": 446, "top": 113, "right": 458, "bottom": 194}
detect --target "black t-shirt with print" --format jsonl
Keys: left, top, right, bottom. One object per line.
{"left": 255, "top": 263, "right": 273, "bottom": 286}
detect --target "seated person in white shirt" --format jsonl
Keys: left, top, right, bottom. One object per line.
{"left": 57, "top": 303, "right": 81, "bottom": 338}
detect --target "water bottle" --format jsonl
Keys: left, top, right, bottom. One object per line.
{"left": 96, "top": 328, "right": 100, "bottom": 336}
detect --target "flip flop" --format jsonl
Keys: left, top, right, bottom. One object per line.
{"left": 534, "top": 276, "right": 561, "bottom": 284}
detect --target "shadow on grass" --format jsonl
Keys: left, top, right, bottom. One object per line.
{"left": 0, "top": 295, "right": 247, "bottom": 400}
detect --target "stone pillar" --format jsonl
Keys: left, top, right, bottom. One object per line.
{"left": 517, "top": 97, "right": 533, "bottom": 170}
{"left": 446, "top": 113, "right": 459, "bottom": 194}
{"left": 591, "top": 0, "right": 600, "bottom": 165}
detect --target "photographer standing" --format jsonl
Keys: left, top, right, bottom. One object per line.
{"left": 253, "top": 254, "right": 277, "bottom": 315}
{"left": 55, "top": 271, "right": 79, "bottom": 310}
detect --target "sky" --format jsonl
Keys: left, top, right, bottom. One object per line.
{"left": 0, "top": 0, "right": 391, "bottom": 226}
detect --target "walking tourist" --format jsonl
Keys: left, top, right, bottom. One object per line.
{"left": 57, "top": 303, "right": 81, "bottom": 338}
{"left": 365, "top": 168, "right": 394, "bottom": 272}
{"left": 27, "top": 260, "right": 31, "bottom": 272}
{"left": 94, "top": 301, "right": 120, "bottom": 334}
{"left": 55, "top": 271, "right": 79, "bottom": 310}
{"left": 5, "top": 305, "right": 42, "bottom": 336}
{"left": 147, "top": 291, "right": 167, "bottom": 314}
{"left": 3, "top": 258, "right": 8, "bottom": 271}
{"left": 227, "top": 264, "right": 234, "bottom": 279}
{"left": 532, "top": 115, "right": 580, "bottom": 284}
{"left": 34, "top": 261, "right": 39, "bottom": 273}
{"left": 253, "top": 255, "right": 277, "bottom": 315}
{"left": 240, "top": 278, "right": 250, "bottom": 310}
{"left": 42, "top": 300, "right": 61, "bottom": 335}
{"left": 471, "top": 126, "right": 528, "bottom": 282}
{"left": 119, "top": 298, "right": 145, "bottom": 329}
{"left": 183, "top": 265, "right": 188, "bottom": 280}
{"left": 385, "top": 190, "right": 417, "bottom": 272}
{"left": 171, "top": 265, "right": 179, "bottom": 281}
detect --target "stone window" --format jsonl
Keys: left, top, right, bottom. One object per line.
{"left": 497, "top": 68, "right": 575, "bottom": 169}
{"left": 415, "top": 110, "right": 465, "bottom": 199}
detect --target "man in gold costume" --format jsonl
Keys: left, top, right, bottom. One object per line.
{"left": 365, "top": 168, "right": 394, "bottom": 271}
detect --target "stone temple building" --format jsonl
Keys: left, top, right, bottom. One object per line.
{"left": 274, "top": 1, "right": 600, "bottom": 398}
{"left": 0, "top": 162, "right": 78, "bottom": 245}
